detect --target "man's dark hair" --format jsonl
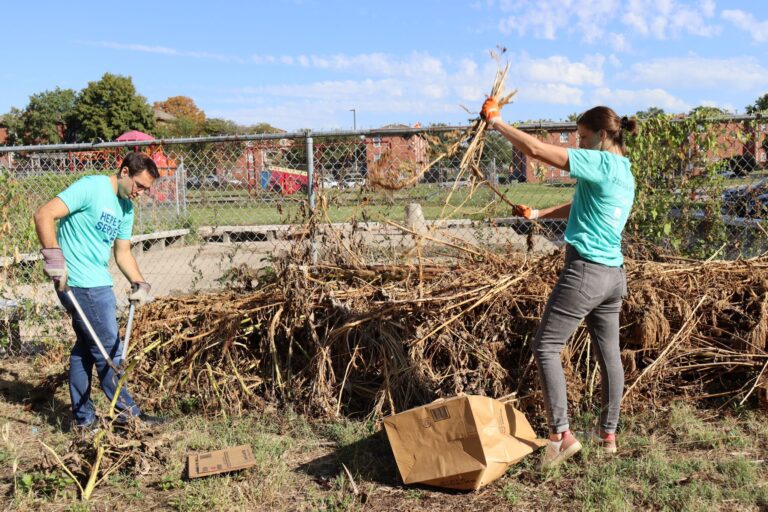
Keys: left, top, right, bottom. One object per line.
{"left": 119, "top": 152, "right": 160, "bottom": 178}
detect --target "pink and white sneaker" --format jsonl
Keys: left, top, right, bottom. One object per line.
{"left": 540, "top": 430, "right": 583, "bottom": 470}
{"left": 591, "top": 429, "right": 618, "bottom": 454}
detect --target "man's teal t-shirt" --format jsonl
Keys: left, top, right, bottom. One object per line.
{"left": 565, "top": 149, "right": 635, "bottom": 267}
{"left": 57, "top": 176, "right": 134, "bottom": 288}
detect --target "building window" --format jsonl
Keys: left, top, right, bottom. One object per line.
{"left": 560, "top": 169, "right": 568, "bottom": 177}
{"left": 761, "top": 151, "right": 767, "bottom": 163}
{"left": 373, "top": 137, "right": 381, "bottom": 148}
{"left": 559, "top": 132, "right": 569, "bottom": 143}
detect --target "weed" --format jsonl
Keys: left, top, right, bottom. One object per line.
{"left": 17, "top": 471, "right": 77, "bottom": 500}
{"left": 498, "top": 481, "right": 522, "bottom": 505}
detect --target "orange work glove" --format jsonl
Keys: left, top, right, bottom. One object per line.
{"left": 480, "top": 97, "right": 502, "bottom": 125}
{"left": 514, "top": 204, "right": 539, "bottom": 220}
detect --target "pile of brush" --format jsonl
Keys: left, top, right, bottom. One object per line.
{"left": 127, "top": 250, "right": 768, "bottom": 419}
{"left": 121, "top": 52, "right": 766, "bottom": 420}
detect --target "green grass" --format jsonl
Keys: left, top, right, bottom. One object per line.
{"left": 3, "top": 379, "right": 767, "bottom": 511}
{"left": 134, "top": 183, "right": 575, "bottom": 230}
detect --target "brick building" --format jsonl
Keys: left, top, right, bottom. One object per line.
{"left": 366, "top": 124, "right": 429, "bottom": 180}
{"left": 509, "top": 123, "right": 579, "bottom": 184}
{"left": 0, "top": 115, "right": 7, "bottom": 145}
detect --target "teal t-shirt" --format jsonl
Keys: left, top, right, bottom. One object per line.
{"left": 56, "top": 176, "right": 134, "bottom": 288}
{"left": 565, "top": 149, "right": 635, "bottom": 267}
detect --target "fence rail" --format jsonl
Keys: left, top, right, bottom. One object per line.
{"left": 2, "top": 115, "right": 768, "bottom": 346}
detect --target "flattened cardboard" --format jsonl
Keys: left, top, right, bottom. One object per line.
{"left": 187, "top": 444, "right": 256, "bottom": 479}
{"left": 383, "top": 395, "right": 546, "bottom": 490}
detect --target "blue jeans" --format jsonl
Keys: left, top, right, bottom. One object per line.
{"left": 57, "top": 286, "right": 141, "bottom": 426}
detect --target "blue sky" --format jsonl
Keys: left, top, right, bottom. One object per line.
{"left": 2, "top": 0, "right": 767, "bottom": 132}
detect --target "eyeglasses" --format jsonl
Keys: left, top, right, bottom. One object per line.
{"left": 132, "top": 177, "right": 152, "bottom": 192}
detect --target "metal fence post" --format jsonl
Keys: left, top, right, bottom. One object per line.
{"left": 179, "top": 156, "right": 187, "bottom": 216}
{"left": 306, "top": 135, "right": 318, "bottom": 265}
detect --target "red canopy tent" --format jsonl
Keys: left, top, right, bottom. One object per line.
{"left": 115, "top": 130, "right": 155, "bottom": 142}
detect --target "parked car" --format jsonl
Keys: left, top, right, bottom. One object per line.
{"left": 203, "top": 174, "right": 222, "bottom": 188}
{"left": 721, "top": 178, "right": 768, "bottom": 217}
{"left": 723, "top": 153, "right": 757, "bottom": 177}
{"left": 342, "top": 178, "right": 366, "bottom": 189}
{"left": 186, "top": 176, "right": 202, "bottom": 189}
{"left": 321, "top": 177, "right": 339, "bottom": 189}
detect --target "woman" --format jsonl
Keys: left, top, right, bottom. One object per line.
{"left": 481, "top": 98, "right": 637, "bottom": 469}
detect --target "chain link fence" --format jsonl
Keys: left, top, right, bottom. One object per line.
{"left": 1, "top": 116, "right": 767, "bottom": 348}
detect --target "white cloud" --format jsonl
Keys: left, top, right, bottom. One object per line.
{"left": 252, "top": 51, "right": 448, "bottom": 79}
{"left": 629, "top": 56, "right": 768, "bottom": 90}
{"left": 606, "top": 33, "right": 630, "bottom": 52}
{"left": 232, "top": 79, "right": 406, "bottom": 100}
{"left": 700, "top": 99, "right": 737, "bottom": 113}
{"left": 593, "top": 87, "right": 691, "bottom": 112}
{"left": 494, "top": 0, "right": 718, "bottom": 45}
{"left": 622, "top": 0, "right": 720, "bottom": 39}
{"left": 520, "top": 83, "right": 584, "bottom": 105}
{"left": 514, "top": 55, "right": 605, "bottom": 86}
{"left": 498, "top": 0, "right": 618, "bottom": 42}
{"left": 722, "top": 9, "right": 768, "bottom": 43}
{"left": 87, "top": 41, "right": 245, "bottom": 63}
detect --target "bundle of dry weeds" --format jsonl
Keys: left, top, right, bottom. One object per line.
{"left": 127, "top": 250, "right": 768, "bottom": 420}
{"left": 367, "top": 47, "right": 516, "bottom": 193}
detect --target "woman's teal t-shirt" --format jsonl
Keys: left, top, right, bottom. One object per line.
{"left": 565, "top": 148, "right": 635, "bottom": 267}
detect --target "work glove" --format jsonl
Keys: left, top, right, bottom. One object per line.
{"left": 514, "top": 204, "right": 539, "bottom": 220}
{"left": 480, "top": 97, "right": 502, "bottom": 126}
{"left": 40, "top": 248, "right": 68, "bottom": 291}
{"left": 128, "top": 281, "right": 151, "bottom": 305}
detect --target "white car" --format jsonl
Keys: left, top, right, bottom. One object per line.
{"left": 321, "top": 178, "right": 339, "bottom": 189}
{"left": 342, "top": 178, "right": 366, "bottom": 189}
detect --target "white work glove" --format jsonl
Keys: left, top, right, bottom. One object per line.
{"left": 128, "top": 281, "right": 151, "bottom": 305}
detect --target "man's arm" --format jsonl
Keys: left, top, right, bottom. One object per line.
{"left": 113, "top": 239, "right": 145, "bottom": 283}
{"left": 33, "top": 197, "right": 69, "bottom": 248}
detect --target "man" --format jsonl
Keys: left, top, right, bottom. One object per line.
{"left": 34, "top": 152, "right": 165, "bottom": 430}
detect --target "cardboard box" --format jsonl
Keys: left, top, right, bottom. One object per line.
{"left": 383, "top": 394, "right": 546, "bottom": 490}
{"left": 187, "top": 444, "right": 257, "bottom": 479}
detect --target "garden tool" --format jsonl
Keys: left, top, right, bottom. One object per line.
{"left": 64, "top": 287, "right": 120, "bottom": 374}
{"left": 121, "top": 290, "right": 138, "bottom": 367}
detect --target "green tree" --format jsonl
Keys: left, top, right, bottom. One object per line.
{"left": 0, "top": 108, "right": 24, "bottom": 146}
{"left": 70, "top": 73, "right": 155, "bottom": 142}
{"left": 242, "top": 123, "right": 282, "bottom": 134}
{"left": 745, "top": 93, "right": 768, "bottom": 114}
{"left": 689, "top": 105, "right": 729, "bottom": 117}
{"left": 635, "top": 107, "right": 665, "bottom": 119}
{"left": 202, "top": 118, "right": 242, "bottom": 136}
{"left": 21, "top": 87, "right": 76, "bottom": 144}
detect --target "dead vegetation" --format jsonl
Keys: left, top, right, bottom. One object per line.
{"left": 125, "top": 250, "right": 768, "bottom": 421}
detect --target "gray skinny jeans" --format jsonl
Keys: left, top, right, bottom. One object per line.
{"left": 532, "top": 245, "right": 627, "bottom": 435}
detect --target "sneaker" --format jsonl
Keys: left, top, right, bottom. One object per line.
{"left": 137, "top": 413, "right": 167, "bottom": 426}
{"left": 113, "top": 412, "right": 167, "bottom": 428}
{"left": 72, "top": 420, "right": 100, "bottom": 435}
{"left": 591, "top": 429, "right": 617, "bottom": 454}
{"left": 541, "top": 430, "right": 582, "bottom": 470}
